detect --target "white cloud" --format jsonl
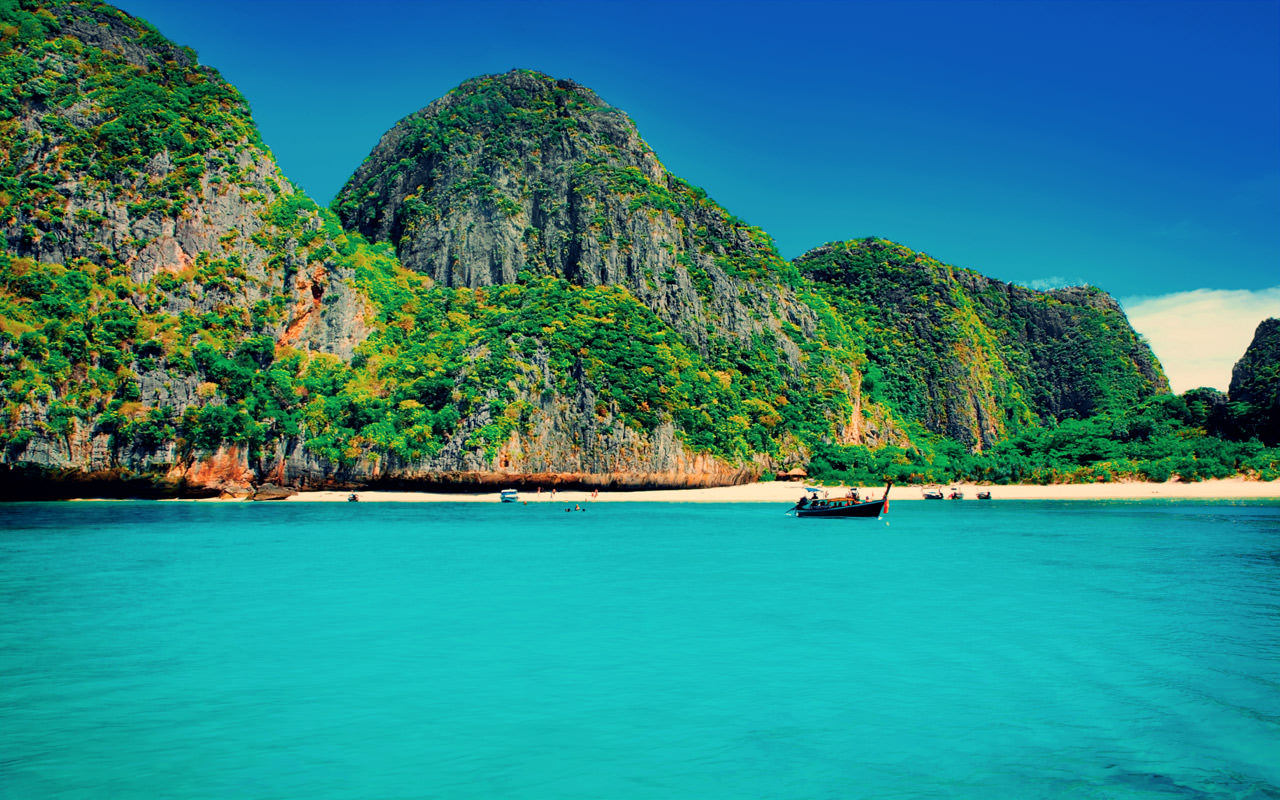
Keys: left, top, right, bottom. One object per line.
{"left": 1121, "top": 288, "right": 1280, "bottom": 394}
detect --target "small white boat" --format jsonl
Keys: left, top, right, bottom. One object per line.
{"left": 499, "top": 488, "right": 519, "bottom": 503}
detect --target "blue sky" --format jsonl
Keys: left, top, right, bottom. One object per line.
{"left": 114, "top": 0, "right": 1279, "bottom": 391}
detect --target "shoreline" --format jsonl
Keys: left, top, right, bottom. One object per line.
{"left": 250, "top": 477, "right": 1280, "bottom": 503}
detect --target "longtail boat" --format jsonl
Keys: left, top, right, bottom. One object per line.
{"left": 788, "top": 483, "right": 892, "bottom": 519}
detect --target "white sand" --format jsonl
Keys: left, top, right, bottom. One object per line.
{"left": 284, "top": 478, "right": 1280, "bottom": 504}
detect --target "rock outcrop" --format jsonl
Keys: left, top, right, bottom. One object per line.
{"left": 0, "top": 5, "right": 1193, "bottom": 497}
{"left": 332, "top": 70, "right": 881, "bottom": 480}
{"left": 1229, "top": 318, "right": 1280, "bottom": 445}
{"left": 1, "top": 4, "right": 363, "bottom": 353}
{"left": 0, "top": 1, "right": 368, "bottom": 494}
{"left": 797, "top": 239, "right": 1168, "bottom": 448}
{"left": 335, "top": 71, "right": 797, "bottom": 355}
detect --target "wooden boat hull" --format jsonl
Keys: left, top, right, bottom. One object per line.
{"left": 792, "top": 498, "right": 887, "bottom": 518}
{"left": 790, "top": 483, "right": 892, "bottom": 519}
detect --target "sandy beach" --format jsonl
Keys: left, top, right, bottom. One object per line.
{"left": 282, "top": 477, "right": 1280, "bottom": 504}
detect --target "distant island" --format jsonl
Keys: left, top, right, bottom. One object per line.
{"left": 0, "top": 2, "right": 1276, "bottom": 499}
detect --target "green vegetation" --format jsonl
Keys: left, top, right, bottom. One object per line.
{"left": 808, "top": 393, "right": 1280, "bottom": 485}
{"left": 341, "top": 272, "right": 852, "bottom": 462}
{"left": 334, "top": 70, "right": 613, "bottom": 231}
{"left": 335, "top": 70, "right": 801, "bottom": 289}
{"left": 0, "top": 9, "right": 1275, "bottom": 490}
{"left": 328, "top": 68, "right": 864, "bottom": 465}
{"left": 1, "top": 0, "right": 264, "bottom": 264}
{"left": 798, "top": 240, "right": 1280, "bottom": 486}
{"left": 0, "top": 181, "right": 849, "bottom": 470}
{"left": 1227, "top": 319, "right": 1280, "bottom": 446}
{"left": 799, "top": 238, "right": 1167, "bottom": 446}
{"left": 0, "top": 207, "right": 293, "bottom": 461}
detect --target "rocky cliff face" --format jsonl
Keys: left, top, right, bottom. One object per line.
{"left": 1, "top": 2, "right": 365, "bottom": 353}
{"left": 1229, "top": 318, "right": 1280, "bottom": 446}
{"left": 0, "top": 27, "right": 877, "bottom": 494}
{"left": 335, "top": 70, "right": 814, "bottom": 356}
{"left": 332, "top": 70, "right": 884, "bottom": 480}
{"left": 0, "top": 0, "right": 368, "bottom": 494}
{"left": 797, "top": 239, "right": 1169, "bottom": 448}
{"left": 0, "top": 6, "right": 1189, "bottom": 497}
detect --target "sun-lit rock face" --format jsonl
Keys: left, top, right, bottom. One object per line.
{"left": 0, "top": 7, "right": 1187, "bottom": 497}
{"left": 797, "top": 238, "right": 1168, "bottom": 448}
{"left": 335, "top": 69, "right": 813, "bottom": 354}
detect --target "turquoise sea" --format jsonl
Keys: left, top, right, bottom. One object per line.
{"left": 1, "top": 499, "right": 1278, "bottom": 799}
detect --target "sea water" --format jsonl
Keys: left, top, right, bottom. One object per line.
{"left": 1, "top": 499, "right": 1278, "bottom": 799}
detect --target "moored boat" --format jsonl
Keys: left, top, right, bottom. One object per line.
{"left": 789, "top": 483, "right": 892, "bottom": 519}
{"left": 499, "top": 488, "right": 519, "bottom": 503}
{"left": 922, "top": 487, "right": 944, "bottom": 500}
{"left": 976, "top": 491, "right": 992, "bottom": 500}
{"left": 948, "top": 487, "right": 964, "bottom": 500}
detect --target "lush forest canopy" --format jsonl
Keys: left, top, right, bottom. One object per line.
{"left": 0, "top": 1, "right": 1276, "bottom": 493}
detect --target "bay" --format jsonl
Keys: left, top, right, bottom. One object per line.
{"left": 1, "top": 499, "right": 1278, "bottom": 799}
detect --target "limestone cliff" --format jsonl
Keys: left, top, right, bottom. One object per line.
{"left": 334, "top": 71, "right": 796, "bottom": 353}
{"left": 797, "top": 239, "right": 1168, "bottom": 448}
{"left": 0, "top": 0, "right": 368, "bottom": 494}
{"left": 331, "top": 70, "right": 883, "bottom": 481}
{"left": 1, "top": 26, "right": 877, "bottom": 494}
{"left": 1, "top": 2, "right": 364, "bottom": 351}
{"left": 1229, "top": 318, "right": 1280, "bottom": 446}
{"left": 0, "top": 5, "right": 1194, "bottom": 497}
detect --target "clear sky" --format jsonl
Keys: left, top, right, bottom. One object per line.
{"left": 114, "top": 0, "right": 1280, "bottom": 392}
